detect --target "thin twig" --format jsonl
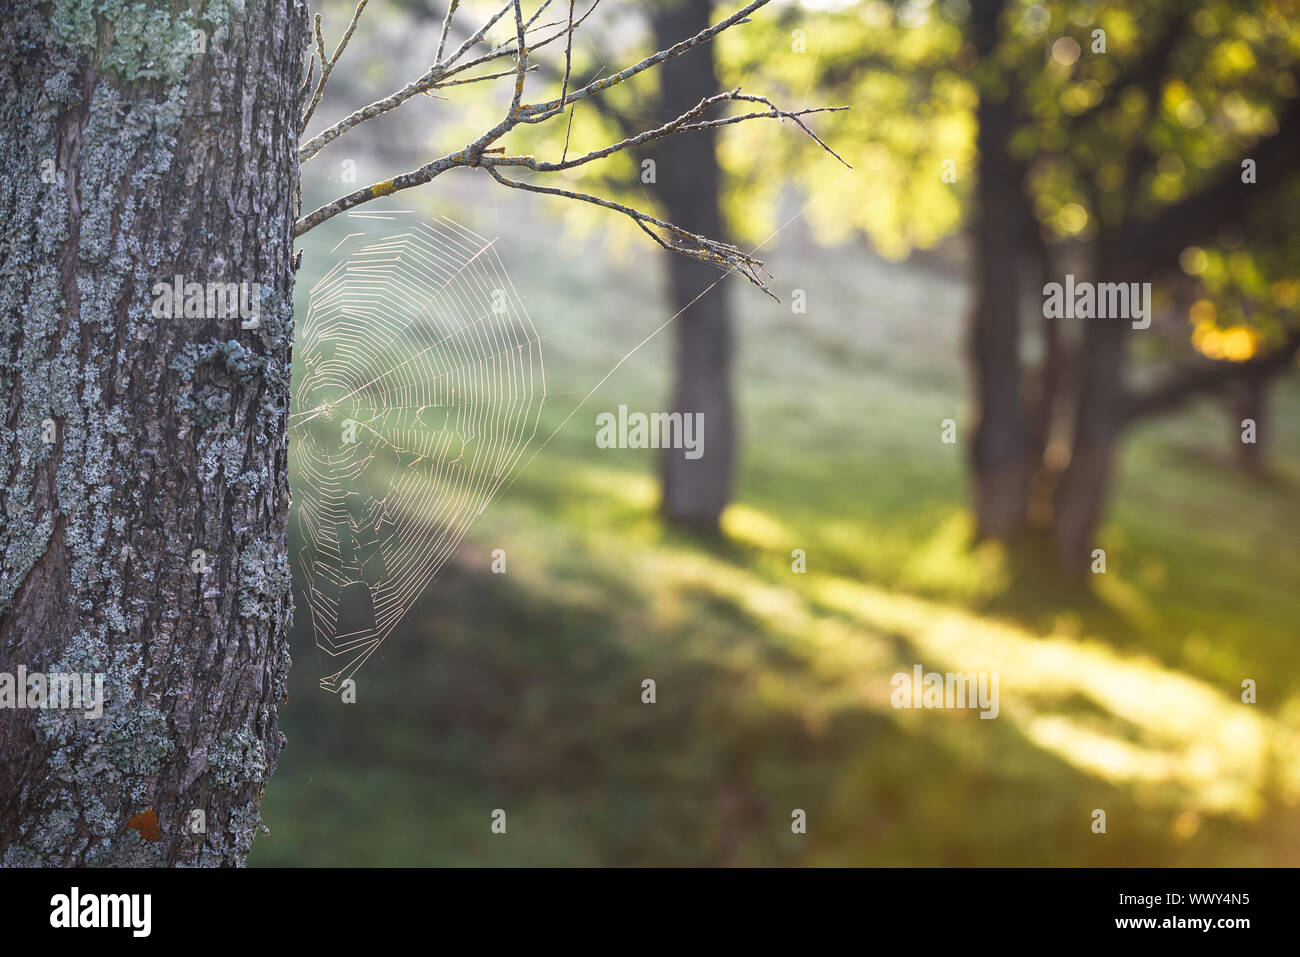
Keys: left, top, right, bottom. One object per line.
{"left": 487, "top": 91, "right": 849, "bottom": 173}
{"left": 435, "top": 0, "right": 461, "bottom": 64}
{"left": 524, "top": 0, "right": 556, "bottom": 30}
{"left": 687, "top": 93, "right": 851, "bottom": 167}
{"left": 484, "top": 166, "right": 777, "bottom": 298}
{"left": 301, "top": 1, "right": 370, "bottom": 135}
{"left": 300, "top": 0, "right": 534, "bottom": 162}
{"left": 509, "top": 0, "right": 528, "bottom": 116}
{"left": 295, "top": 0, "right": 847, "bottom": 296}
{"left": 559, "top": 0, "right": 575, "bottom": 108}
{"left": 516, "top": 0, "right": 771, "bottom": 125}
{"left": 561, "top": 105, "right": 575, "bottom": 163}
{"left": 300, "top": 52, "right": 316, "bottom": 97}
{"left": 429, "top": 65, "right": 539, "bottom": 91}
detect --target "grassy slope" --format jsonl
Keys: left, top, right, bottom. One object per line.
{"left": 253, "top": 216, "right": 1300, "bottom": 866}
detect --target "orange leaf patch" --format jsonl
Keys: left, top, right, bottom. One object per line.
{"left": 126, "top": 810, "right": 160, "bottom": 842}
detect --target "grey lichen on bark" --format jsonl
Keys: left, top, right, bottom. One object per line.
{"left": 0, "top": 0, "right": 307, "bottom": 866}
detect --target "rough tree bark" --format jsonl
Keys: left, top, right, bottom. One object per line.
{"left": 651, "top": 0, "right": 736, "bottom": 532}
{"left": 0, "top": 0, "right": 306, "bottom": 866}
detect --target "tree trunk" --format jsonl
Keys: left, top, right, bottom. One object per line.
{"left": 0, "top": 0, "right": 305, "bottom": 866}
{"left": 966, "top": 0, "right": 1031, "bottom": 541}
{"left": 651, "top": 0, "right": 735, "bottom": 532}
{"left": 1050, "top": 288, "right": 1128, "bottom": 576}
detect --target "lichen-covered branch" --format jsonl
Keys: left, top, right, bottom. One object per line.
{"left": 299, "top": 0, "right": 594, "bottom": 162}
{"left": 483, "top": 166, "right": 777, "bottom": 297}
{"left": 489, "top": 90, "right": 848, "bottom": 173}
{"left": 295, "top": 0, "right": 847, "bottom": 294}
{"left": 435, "top": 0, "right": 461, "bottom": 64}
{"left": 300, "top": 1, "right": 369, "bottom": 135}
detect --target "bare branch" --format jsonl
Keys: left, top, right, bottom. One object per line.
{"left": 561, "top": 104, "right": 575, "bottom": 163}
{"left": 313, "top": 14, "right": 326, "bottom": 71}
{"left": 295, "top": 152, "right": 462, "bottom": 237}
{"left": 559, "top": 0, "right": 576, "bottom": 109}
{"left": 295, "top": 0, "right": 847, "bottom": 296}
{"left": 515, "top": 0, "right": 771, "bottom": 125}
{"left": 487, "top": 91, "right": 849, "bottom": 172}
{"left": 301, "top": 1, "right": 370, "bottom": 136}
{"left": 430, "top": 65, "right": 539, "bottom": 91}
{"left": 703, "top": 93, "right": 851, "bottom": 167}
{"left": 435, "top": 0, "right": 461, "bottom": 65}
{"left": 418, "top": 0, "right": 597, "bottom": 99}
{"left": 535, "top": 60, "right": 636, "bottom": 139}
{"left": 426, "top": 4, "right": 598, "bottom": 90}
{"left": 300, "top": 52, "right": 316, "bottom": 98}
{"left": 483, "top": 166, "right": 778, "bottom": 299}
{"left": 525, "top": 0, "right": 557, "bottom": 30}
{"left": 435, "top": 0, "right": 518, "bottom": 73}
{"left": 509, "top": 0, "right": 528, "bottom": 116}
{"left": 300, "top": 0, "right": 528, "bottom": 162}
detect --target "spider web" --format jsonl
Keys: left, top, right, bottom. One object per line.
{"left": 290, "top": 215, "right": 545, "bottom": 693}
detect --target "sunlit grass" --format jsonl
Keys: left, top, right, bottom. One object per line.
{"left": 259, "top": 205, "right": 1300, "bottom": 867}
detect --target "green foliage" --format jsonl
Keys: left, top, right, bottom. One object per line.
{"left": 722, "top": 0, "right": 1299, "bottom": 345}
{"left": 719, "top": 0, "right": 974, "bottom": 254}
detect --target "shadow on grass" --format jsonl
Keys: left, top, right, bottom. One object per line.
{"left": 255, "top": 499, "right": 1300, "bottom": 866}
{"left": 976, "top": 530, "right": 1138, "bottom": 643}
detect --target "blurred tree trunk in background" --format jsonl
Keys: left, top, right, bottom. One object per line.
{"left": 1049, "top": 251, "right": 1128, "bottom": 574}
{"left": 650, "top": 0, "right": 736, "bottom": 532}
{"left": 0, "top": 0, "right": 304, "bottom": 865}
{"left": 966, "top": 0, "right": 1033, "bottom": 542}
{"left": 959, "top": 3, "right": 1300, "bottom": 577}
